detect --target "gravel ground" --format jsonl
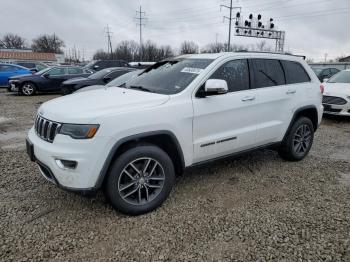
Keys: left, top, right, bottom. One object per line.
{"left": 0, "top": 89, "right": 350, "bottom": 261}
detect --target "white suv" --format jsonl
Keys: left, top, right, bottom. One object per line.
{"left": 26, "top": 52, "right": 323, "bottom": 215}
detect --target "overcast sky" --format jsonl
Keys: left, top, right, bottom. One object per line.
{"left": 1, "top": 0, "right": 350, "bottom": 61}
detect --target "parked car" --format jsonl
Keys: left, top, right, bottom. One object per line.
{"left": 8, "top": 66, "right": 92, "bottom": 96}
{"left": 61, "top": 67, "right": 137, "bottom": 95}
{"left": 13, "top": 61, "right": 48, "bottom": 72}
{"left": 322, "top": 70, "right": 350, "bottom": 116}
{"left": 0, "top": 63, "right": 32, "bottom": 88}
{"left": 75, "top": 69, "right": 143, "bottom": 93}
{"left": 26, "top": 52, "right": 323, "bottom": 215}
{"left": 311, "top": 67, "right": 339, "bottom": 82}
{"left": 83, "top": 60, "right": 129, "bottom": 72}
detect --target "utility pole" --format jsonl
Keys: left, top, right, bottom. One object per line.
{"left": 135, "top": 6, "right": 147, "bottom": 60}
{"left": 324, "top": 53, "right": 328, "bottom": 63}
{"left": 105, "top": 25, "right": 113, "bottom": 59}
{"left": 221, "top": 1, "right": 241, "bottom": 52}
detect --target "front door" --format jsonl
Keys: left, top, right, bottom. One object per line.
{"left": 192, "top": 59, "right": 259, "bottom": 163}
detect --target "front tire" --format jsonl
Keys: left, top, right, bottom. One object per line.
{"left": 104, "top": 144, "right": 175, "bottom": 215}
{"left": 278, "top": 117, "right": 314, "bottom": 161}
{"left": 21, "top": 82, "right": 36, "bottom": 96}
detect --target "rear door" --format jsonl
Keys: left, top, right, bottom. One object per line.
{"left": 252, "top": 59, "right": 311, "bottom": 145}
{"left": 192, "top": 59, "right": 259, "bottom": 163}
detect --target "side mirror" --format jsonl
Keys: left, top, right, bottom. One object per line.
{"left": 43, "top": 73, "right": 50, "bottom": 78}
{"left": 93, "top": 65, "right": 99, "bottom": 69}
{"left": 204, "top": 79, "right": 228, "bottom": 95}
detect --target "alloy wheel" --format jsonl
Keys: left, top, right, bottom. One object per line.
{"left": 293, "top": 124, "right": 312, "bottom": 155}
{"left": 117, "top": 157, "right": 165, "bottom": 205}
{"left": 22, "top": 84, "right": 34, "bottom": 95}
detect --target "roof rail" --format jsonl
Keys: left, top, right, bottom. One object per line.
{"left": 235, "top": 50, "right": 306, "bottom": 60}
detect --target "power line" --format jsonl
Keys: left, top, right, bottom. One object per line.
{"left": 134, "top": 5, "right": 147, "bottom": 59}
{"left": 104, "top": 25, "right": 113, "bottom": 59}
{"left": 221, "top": 0, "right": 241, "bottom": 51}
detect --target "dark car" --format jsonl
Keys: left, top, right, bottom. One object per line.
{"left": 75, "top": 69, "right": 143, "bottom": 93}
{"left": 13, "top": 61, "right": 48, "bottom": 72}
{"left": 8, "top": 66, "right": 92, "bottom": 96}
{"left": 83, "top": 60, "right": 129, "bottom": 72}
{"left": 61, "top": 67, "right": 136, "bottom": 95}
{"left": 311, "top": 67, "right": 340, "bottom": 82}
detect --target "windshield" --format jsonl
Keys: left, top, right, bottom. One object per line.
{"left": 36, "top": 67, "right": 51, "bottom": 75}
{"left": 125, "top": 58, "right": 213, "bottom": 94}
{"left": 83, "top": 60, "right": 96, "bottom": 69}
{"left": 106, "top": 70, "right": 141, "bottom": 87}
{"left": 88, "top": 68, "right": 115, "bottom": 79}
{"left": 328, "top": 71, "right": 350, "bottom": 83}
{"left": 311, "top": 68, "right": 322, "bottom": 74}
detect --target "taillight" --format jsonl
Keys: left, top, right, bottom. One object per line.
{"left": 320, "top": 84, "right": 324, "bottom": 94}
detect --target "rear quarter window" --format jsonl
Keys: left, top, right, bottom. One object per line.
{"left": 281, "top": 60, "right": 311, "bottom": 84}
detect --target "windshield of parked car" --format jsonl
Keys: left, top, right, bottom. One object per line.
{"left": 328, "top": 71, "right": 350, "bottom": 83}
{"left": 125, "top": 58, "right": 213, "bottom": 94}
{"left": 311, "top": 68, "right": 322, "bottom": 74}
{"left": 106, "top": 70, "right": 142, "bottom": 87}
{"left": 36, "top": 68, "right": 51, "bottom": 75}
{"left": 83, "top": 60, "right": 96, "bottom": 69}
{"left": 88, "top": 68, "right": 116, "bottom": 79}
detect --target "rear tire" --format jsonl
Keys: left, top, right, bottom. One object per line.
{"left": 21, "top": 82, "right": 36, "bottom": 96}
{"left": 61, "top": 86, "right": 72, "bottom": 95}
{"left": 278, "top": 117, "right": 314, "bottom": 161}
{"left": 104, "top": 144, "right": 175, "bottom": 215}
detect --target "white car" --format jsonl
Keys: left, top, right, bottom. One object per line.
{"left": 322, "top": 70, "right": 350, "bottom": 116}
{"left": 26, "top": 52, "right": 323, "bottom": 215}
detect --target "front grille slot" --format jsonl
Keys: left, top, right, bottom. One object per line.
{"left": 34, "top": 115, "right": 61, "bottom": 143}
{"left": 322, "top": 96, "right": 347, "bottom": 105}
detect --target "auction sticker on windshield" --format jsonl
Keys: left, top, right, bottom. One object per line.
{"left": 181, "top": 67, "right": 204, "bottom": 74}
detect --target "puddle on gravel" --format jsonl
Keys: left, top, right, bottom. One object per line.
{"left": 338, "top": 173, "right": 350, "bottom": 186}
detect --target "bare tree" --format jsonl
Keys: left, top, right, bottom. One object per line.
{"left": 180, "top": 41, "right": 199, "bottom": 54}
{"left": 114, "top": 40, "right": 139, "bottom": 62}
{"left": 31, "top": 34, "right": 65, "bottom": 53}
{"left": 201, "top": 42, "right": 225, "bottom": 53}
{"left": 2, "top": 33, "right": 26, "bottom": 49}
{"left": 254, "top": 41, "right": 272, "bottom": 52}
{"left": 93, "top": 49, "right": 110, "bottom": 60}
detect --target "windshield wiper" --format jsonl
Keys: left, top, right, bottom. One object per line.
{"left": 128, "top": 85, "right": 153, "bottom": 93}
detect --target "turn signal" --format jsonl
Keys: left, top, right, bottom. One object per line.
{"left": 320, "top": 85, "right": 324, "bottom": 94}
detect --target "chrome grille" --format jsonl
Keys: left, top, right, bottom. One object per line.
{"left": 34, "top": 115, "right": 61, "bottom": 143}
{"left": 322, "top": 95, "right": 347, "bottom": 105}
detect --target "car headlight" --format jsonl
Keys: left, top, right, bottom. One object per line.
{"left": 59, "top": 124, "right": 99, "bottom": 139}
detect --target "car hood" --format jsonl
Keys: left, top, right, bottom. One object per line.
{"left": 38, "top": 87, "right": 170, "bottom": 123}
{"left": 323, "top": 83, "right": 350, "bottom": 96}
{"left": 74, "top": 85, "right": 105, "bottom": 93}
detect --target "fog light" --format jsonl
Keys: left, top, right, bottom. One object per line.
{"left": 55, "top": 159, "right": 77, "bottom": 169}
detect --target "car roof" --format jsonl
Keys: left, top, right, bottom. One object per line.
{"left": 176, "top": 51, "right": 306, "bottom": 61}
{"left": 0, "top": 63, "right": 28, "bottom": 69}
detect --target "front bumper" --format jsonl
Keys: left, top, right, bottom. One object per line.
{"left": 323, "top": 98, "right": 350, "bottom": 116}
{"left": 27, "top": 127, "right": 112, "bottom": 190}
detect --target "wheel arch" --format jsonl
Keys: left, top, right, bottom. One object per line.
{"left": 95, "top": 130, "right": 185, "bottom": 189}
{"left": 283, "top": 105, "right": 319, "bottom": 141}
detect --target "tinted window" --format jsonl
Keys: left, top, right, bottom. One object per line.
{"left": 209, "top": 59, "right": 249, "bottom": 92}
{"left": 106, "top": 70, "right": 129, "bottom": 79}
{"left": 17, "top": 62, "right": 35, "bottom": 68}
{"left": 68, "top": 67, "right": 83, "bottom": 74}
{"left": 330, "top": 68, "right": 339, "bottom": 74}
{"left": 250, "top": 59, "right": 285, "bottom": 88}
{"left": 49, "top": 67, "right": 66, "bottom": 76}
{"left": 281, "top": 60, "right": 311, "bottom": 84}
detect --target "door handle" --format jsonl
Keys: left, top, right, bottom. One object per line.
{"left": 286, "top": 89, "right": 296, "bottom": 94}
{"left": 241, "top": 96, "right": 256, "bottom": 102}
